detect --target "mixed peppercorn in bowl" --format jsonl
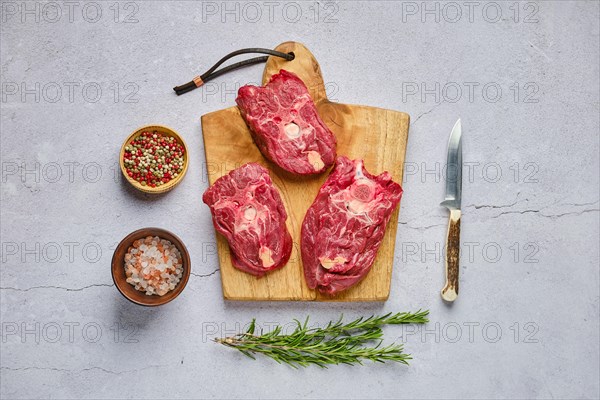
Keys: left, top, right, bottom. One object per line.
{"left": 119, "top": 125, "right": 189, "bottom": 193}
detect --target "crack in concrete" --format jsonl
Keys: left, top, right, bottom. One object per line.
{"left": 490, "top": 208, "right": 599, "bottom": 219}
{"left": 0, "top": 283, "right": 113, "bottom": 292}
{"left": 465, "top": 192, "right": 523, "bottom": 210}
{"left": 412, "top": 103, "right": 442, "bottom": 125}
{"left": 560, "top": 200, "right": 600, "bottom": 207}
{"left": 190, "top": 269, "right": 220, "bottom": 278}
{"left": 466, "top": 200, "right": 520, "bottom": 209}
{"left": 468, "top": 199, "right": 599, "bottom": 211}
{"left": 1, "top": 366, "right": 71, "bottom": 373}
{"left": 1, "top": 269, "right": 223, "bottom": 292}
{"left": 1, "top": 364, "right": 169, "bottom": 375}
{"left": 397, "top": 222, "right": 446, "bottom": 230}
{"left": 464, "top": 195, "right": 599, "bottom": 219}
{"left": 528, "top": 40, "right": 552, "bottom": 61}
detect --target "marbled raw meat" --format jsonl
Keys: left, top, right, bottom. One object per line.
{"left": 203, "top": 163, "right": 292, "bottom": 276}
{"left": 301, "top": 156, "right": 402, "bottom": 294}
{"left": 236, "top": 70, "right": 336, "bottom": 175}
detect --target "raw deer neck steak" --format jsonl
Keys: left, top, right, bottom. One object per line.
{"left": 203, "top": 163, "right": 292, "bottom": 277}
{"left": 236, "top": 70, "right": 336, "bottom": 175}
{"left": 301, "top": 157, "right": 403, "bottom": 294}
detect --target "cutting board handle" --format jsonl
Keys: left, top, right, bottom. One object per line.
{"left": 263, "top": 42, "right": 328, "bottom": 105}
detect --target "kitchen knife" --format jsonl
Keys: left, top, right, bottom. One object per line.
{"left": 440, "top": 119, "right": 462, "bottom": 302}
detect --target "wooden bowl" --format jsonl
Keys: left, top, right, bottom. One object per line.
{"left": 111, "top": 227, "right": 191, "bottom": 306}
{"left": 119, "top": 125, "right": 189, "bottom": 194}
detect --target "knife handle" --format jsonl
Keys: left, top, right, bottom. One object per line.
{"left": 441, "top": 209, "right": 461, "bottom": 302}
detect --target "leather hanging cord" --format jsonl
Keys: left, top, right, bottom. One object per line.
{"left": 173, "top": 48, "right": 295, "bottom": 96}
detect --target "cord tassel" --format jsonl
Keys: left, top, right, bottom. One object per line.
{"left": 173, "top": 48, "right": 295, "bottom": 96}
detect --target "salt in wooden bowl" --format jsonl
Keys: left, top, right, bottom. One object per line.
{"left": 112, "top": 227, "right": 191, "bottom": 306}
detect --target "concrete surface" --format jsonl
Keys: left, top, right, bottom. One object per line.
{"left": 1, "top": 1, "right": 599, "bottom": 399}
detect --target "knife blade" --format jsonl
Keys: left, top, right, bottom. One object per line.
{"left": 440, "top": 119, "right": 462, "bottom": 302}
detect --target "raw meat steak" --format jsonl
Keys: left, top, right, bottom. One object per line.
{"left": 301, "top": 157, "right": 403, "bottom": 294}
{"left": 203, "top": 163, "right": 292, "bottom": 277}
{"left": 236, "top": 69, "right": 336, "bottom": 175}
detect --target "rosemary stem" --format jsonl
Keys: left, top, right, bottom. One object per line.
{"left": 214, "top": 310, "right": 429, "bottom": 368}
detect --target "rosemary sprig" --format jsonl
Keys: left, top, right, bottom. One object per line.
{"left": 215, "top": 310, "right": 429, "bottom": 368}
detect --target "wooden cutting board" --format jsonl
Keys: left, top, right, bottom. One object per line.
{"left": 201, "top": 42, "right": 410, "bottom": 301}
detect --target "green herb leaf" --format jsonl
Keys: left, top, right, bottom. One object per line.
{"left": 215, "top": 310, "right": 429, "bottom": 368}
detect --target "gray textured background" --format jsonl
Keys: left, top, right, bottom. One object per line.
{"left": 1, "top": 1, "right": 599, "bottom": 399}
